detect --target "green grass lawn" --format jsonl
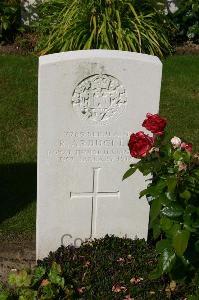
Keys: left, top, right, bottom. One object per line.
{"left": 160, "top": 55, "right": 199, "bottom": 150}
{"left": 0, "top": 54, "right": 199, "bottom": 235}
{"left": 0, "top": 54, "right": 37, "bottom": 235}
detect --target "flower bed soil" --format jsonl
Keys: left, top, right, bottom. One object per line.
{"left": 0, "top": 44, "right": 27, "bottom": 55}
{"left": 175, "top": 42, "right": 199, "bottom": 55}
{"left": 0, "top": 234, "right": 36, "bottom": 283}
{"left": 1, "top": 41, "right": 199, "bottom": 56}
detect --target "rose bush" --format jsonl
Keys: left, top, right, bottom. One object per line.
{"left": 124, "top": 113, "right": 199, "bottom": 282}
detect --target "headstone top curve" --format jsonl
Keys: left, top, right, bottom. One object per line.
{"left": 39, "top": 50, "right": 161, "bottom": 66}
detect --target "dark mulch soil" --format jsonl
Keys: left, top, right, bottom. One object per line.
{"left": 0, "top": 235, "right": 198, "bottom": 298}
{"left": 38, "top": 236, "right": 197, "bottom": 299}
{"left": 0, "top": 44, "right": 28, "bottom": 55}
{"left": 175, "top": 42, "right": 199, "bottom": 55}
{"left": 0, "top": 233, "right": 36, "bottom": 283}
{"left": 0, "top": 33, "right": 37, "bottom": 55}
{"left": 1, "top": 40, "right": 199, "bottom": 56}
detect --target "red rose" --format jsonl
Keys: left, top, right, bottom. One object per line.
{"left": 128, "top": 131, "right": 154, "bottom": 158}
{"left": 142, "top": 113, "right": 167, "bottom": 136}
{"left": 181, "top": 142, "right": 193, "bottom": 153}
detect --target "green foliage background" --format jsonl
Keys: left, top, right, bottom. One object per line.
{"left": 32, "top": 0, "right": 172, "bottom": 57}
{"left": 169, "top": 0, "right": 199, "bottom": 44}
{"left": 0, "top": 0, "right": 21, "bottom": 42}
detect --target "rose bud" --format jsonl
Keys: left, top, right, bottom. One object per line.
{"left": 142, "top": 113, "right": 167, "bottom": 136}
{"left": 177, "top": 161, "right": 187, "bottom": 171}
{"left": 171, "top": 136, "right": 181, "bottom": 149}
{"left": 181, "top": 142, "right": 193, "bottom": 153}
{"left": 128, "top": 131, "right": 154, "bottom": 159}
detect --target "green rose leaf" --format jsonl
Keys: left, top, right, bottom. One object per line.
{"left": 194, "top": 240, "right": 199, "bottom": 252}
{"left": 193, "top": 169, "right": 199, "bottom": 178}
{"left": 164, "top": 144, "right": 172, "bottom": 157}
{"left": 151, "top": 220, "right": 161, "bottom": 240}
{"left": 148, "top": 266, "right": 162, "bottom": 280}
{"left": 172, "top": 229, "right": 190, "bottom": 256}
{"left": 173, "top": 150, "right": 183, "bottom": 161}
{"left": 159, "top": 194, "right": 170, "bottom": 206}
{"left": 173, "top": 149, "right": 191, "bottom": 163}
{"left": 138, "top": 162, "right": 152, "bottom": 175}
{"left": 156, "top": 239, "right": 172, "bottom": 254}
{"left": 160, "top": 217, "right": 173, "bottom": 231}
{"left": 167, "top": 176, "right": 177, "bottom": 193}
{"left": 183, "top": 214, "right": 196, "bottom": 232}
{"left": 161, "top": 248, "right": 176, "bottom": 273}
{"left": 183, "top": 211, "right": 196, "bottom": 232}
{"left": 150, "top": 248, "right": 176, "bottom": 278}
{"left": 180, "top": 190, "right": 191, "bottom": 201}
{"left": 192, "top": 221, "right": 199, "bottom": 229}
{"left": 150, "top": 197, "right": 162, "bottom": 223}
{"left": 122, "top": 166, "right": 137, "bottom": 180}
{"left": 169, "top": 224, "right": 181, "bottom": 239}
{"left": 187, "top": 296, "right": 198, "bottom": 300}
{"left": 161, "top": 204, "right": 183, "bottom": 218}
{"left": 139, "top": 189, "right": 148, "bottom": 198}
{"left": 141, "top": 180, "right": 167, "bottom": 198}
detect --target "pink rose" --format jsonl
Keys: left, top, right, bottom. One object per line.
{"left": 171, "top": 136, "right": 182, "bottom": 149}
{"left": 181, "top": 142, "right": 193, "bottom": 153}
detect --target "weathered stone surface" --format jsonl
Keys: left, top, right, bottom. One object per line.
{"left": 37, "top": 50, "right": 162, "bottom": 259}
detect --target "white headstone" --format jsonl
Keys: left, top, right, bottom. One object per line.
{"left": 37, "top": 50, "right": 162, "bottom": 259}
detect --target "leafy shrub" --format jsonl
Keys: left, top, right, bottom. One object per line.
{"left": 0, "top": 0, "right": 21, "bottom": 43}
{"left": 14, "top": 32, "right": 38, "bottom": 53}
{"left": 169, "top": 0, "right": 199, "bottom": 44}
{"left": 32, "top": 0, "right": 172, "bottom": 57}
{"left": 1, "top": 236, "right": 199, "bottom": 299}
{"left": 124, "top": 113, "right": 199, "bottom": 282}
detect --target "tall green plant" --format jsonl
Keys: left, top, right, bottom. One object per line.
{"left": 31, "top": 0, "right": 66, "bottom": 36}
{"left": 34, "top": 0, "right": 172, "bottom": 57}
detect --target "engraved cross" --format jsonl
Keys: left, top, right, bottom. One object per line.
{"left": 70, "top": 168, "right": 120, "bottom": 238}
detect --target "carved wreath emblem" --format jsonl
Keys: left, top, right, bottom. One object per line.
{"left": 72, "top": 74, "right": 127, "bottom": 124}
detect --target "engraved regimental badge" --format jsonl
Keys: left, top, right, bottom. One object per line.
{"left": 72, "top": 74, "right": 127, "bottom": 124}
